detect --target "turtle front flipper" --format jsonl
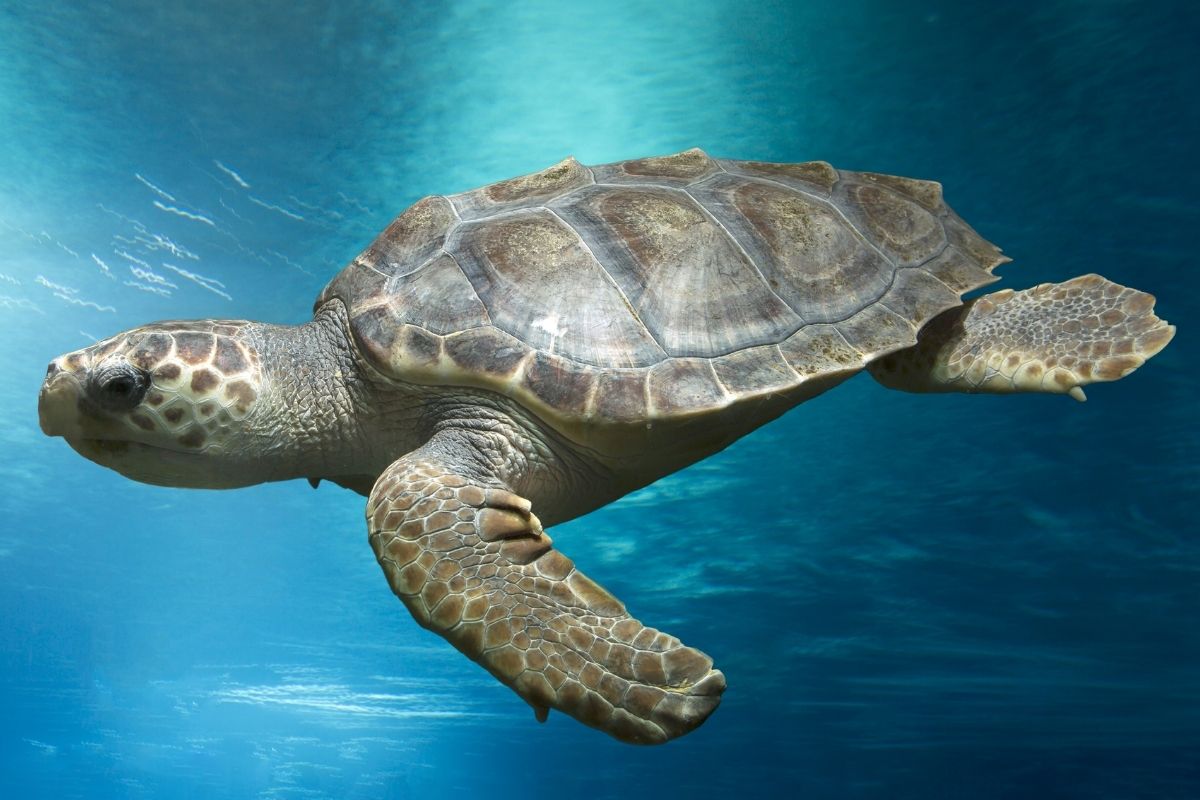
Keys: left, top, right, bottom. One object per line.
{"left": 367, "top": 446, "right": 725, "bottom": 745}
{"left": 869, "top": 274, "right": 1175, "bottom": 401}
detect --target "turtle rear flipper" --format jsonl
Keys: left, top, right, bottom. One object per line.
{"left": 869, "top": 274, "right": 1175, "bottom": 400}
{"left": 367, "top": 441, "right": 725, "bottom": 744}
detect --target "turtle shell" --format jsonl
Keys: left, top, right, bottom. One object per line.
{"left": 317, "top": 149, "right": 1006, "bottom": 447}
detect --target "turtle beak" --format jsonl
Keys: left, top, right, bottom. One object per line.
{"left": 38, "top": 359, "right": 85, "bottom": 438}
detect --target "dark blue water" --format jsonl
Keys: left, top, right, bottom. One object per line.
{"left": 1, "top": 2, "right": 1196, "bottom": 797}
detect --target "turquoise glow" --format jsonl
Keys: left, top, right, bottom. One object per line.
{"left": 1, "top": 2, "right": 1196, "bottom": 797}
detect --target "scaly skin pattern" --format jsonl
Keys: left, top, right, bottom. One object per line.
{"left": 869, "top": 274, "right": 1175, "bottom": 401}
{"left": 37, "top": 153, "right": 1179, "bottom": 746}
{"left": 37, "top": 320, "right": 270, "bottom": 487}
{"left": 50, "top": 320, "right": 259, "bottom": 444}
{"left": 37, "top": 307, "right": 379, "bottom": 489}
{"left": 367, "top": 443, "right": 726, "bottom": 745}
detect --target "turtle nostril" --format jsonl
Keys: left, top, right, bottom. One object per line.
{"left": 45, "top": 362, "right": 61, "bottom": 378}
{"left": 38, "top": 370, "right": 81, "bottom": 437}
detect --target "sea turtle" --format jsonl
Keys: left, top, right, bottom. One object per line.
{"left": 38, "top": 149, "right": 1174, "bottom": 744}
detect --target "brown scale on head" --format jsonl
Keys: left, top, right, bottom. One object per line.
{"left": 38, "top": 321, "right": 263, "bottom": 467}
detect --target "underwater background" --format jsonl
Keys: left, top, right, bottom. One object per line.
{"left": 1, "top": 1, "right": 1197, "bottom": 797}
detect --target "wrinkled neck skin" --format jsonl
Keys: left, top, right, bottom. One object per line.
{"left": 254, "top": 304, "right": 604, "bottom": 521}
{"left": 244, "top": 303, "right": 424, "bottom": 490}
{"left": 41, "top": 298, "right": 609, "bottom": 521}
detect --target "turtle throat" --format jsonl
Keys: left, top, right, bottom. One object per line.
{"left": 246, "top": 301, "right": 418, "bottom": 489}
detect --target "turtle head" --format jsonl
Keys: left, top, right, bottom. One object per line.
{"left": 38, "top": 320, "right": 269, "bottom": 488}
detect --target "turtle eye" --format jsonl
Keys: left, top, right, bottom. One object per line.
{"left": 90, "top": 362, "right": 150, "bottom": 412}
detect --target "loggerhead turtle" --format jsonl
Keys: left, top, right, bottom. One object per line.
{"left": 38, "top": 149, "right": 1174, "bottom": 744}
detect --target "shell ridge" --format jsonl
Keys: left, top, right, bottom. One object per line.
{"left": 448, "top": 157, "right": 596, "bottom": 220}
{"left": 543, "top": 189, "right": 677, "bottom": 357}
{"left": 740, "top": 172, "right": 899, "bottom": 274}
{"left": 914, "top": 261, "right": 962, "bottom": 295}
{"left": 903, "top": 237, "right": 951, "bottom": 271}
{"left": 543, "top": 182, "right": 592, "bottom": 212}
{"left": 772, "top": 343, "right": 804, "bottom": 380}
{"left": 579, "top": 162, "right": 599, "bottom": 186}
{"left": 443, "top": 194, "right": 464, "bottom": 221}
{"left": 680, "top": 183, "right": 808, "bottom": 329}
{"left": 350, "top": 253, "right": 392, "bottom": 282}
{"left": 440, "top": 248, "right": 493, "bottom": 326}
{"left": 538, "top": 205, "right": 660, "bottom": 355}
{"left": 829, "top": 324, "right": 863, "bottom": 358}
{"left": 642, "top": 365, "right": 657, "bottom": 418}
{"left": 446, "top": 205, "right": 667, "bottom": 368}
{"left": 703, "top": 358, "right": 736, "bottom": 405}
{"left": 565, "top": 181, "right": 804, "bottom": 357}
{"left": 799, "top": 269, "right": 899, "bottom": 328}
{"left": 719, "top": 171, "right": 905, "bottom": 332}
{"left": 326, "top": 156, "right": 1013, "bottom": 448}
{"left": 587, "top": 179, "right": 711, "bottom": 194}
{"left": 915, "top": 245, "right": 1003, "bottom": 291}
{"left": 387, "top": 250, "right": 442, "bottom": 280}
{"left": 445, "top": 192, "right": 468, "bottom": 219}
{"left": 734, "top": 173, "right": 838, "bottom": 208}
{"left": 875, "top": 300, "right": 920, "bottom": 335}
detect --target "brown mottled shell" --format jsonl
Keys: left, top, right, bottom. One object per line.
{"left": 317, "top": 148, "right": 1006, "bottom": 444}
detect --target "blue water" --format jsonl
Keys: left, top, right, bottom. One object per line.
{"left": 1, "top": 1, "right": 1197, "bottom": 797}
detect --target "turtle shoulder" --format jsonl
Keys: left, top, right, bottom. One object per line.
{"left": 315, "top": 149, "right": 1007, "bottom": 454}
